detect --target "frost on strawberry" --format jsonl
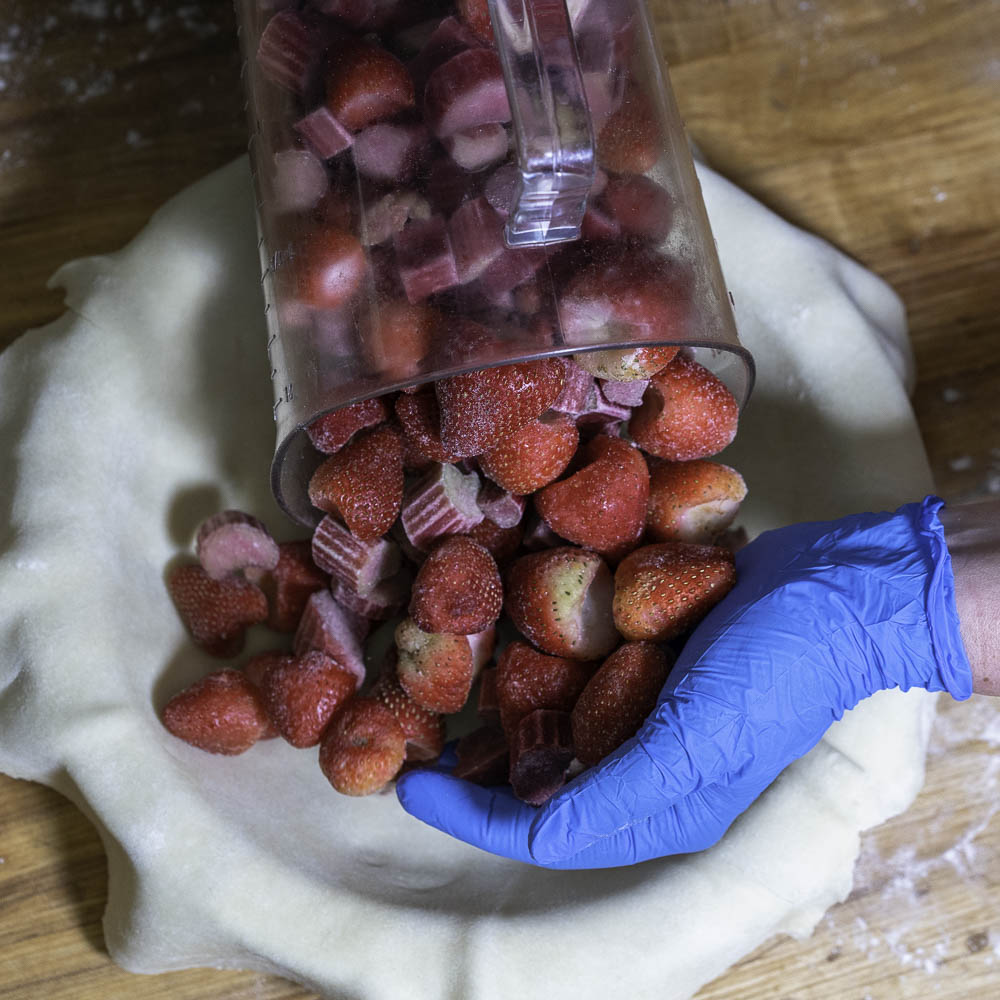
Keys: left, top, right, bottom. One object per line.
{"left": 305, "top": 397, "right": 389, "bottom": 454}
{"left": 505, "top": 546, "right": 618, "bottom": 661}
{"left": 167, "top": 563, "right": 268, "bottom": 658}
{"left": 319, "top": 698, "right": 407, "bottom": 796}
{"left": 571, "top": 642, "right": 673, "bottom": 766}
{"left": 613, "top": 542, "right": 736, "bottom": 642}
{"left": 162, "top": 669, "right": 272, "bottom": 755}
{"left": 409, "top": 536, "right": 503, "bottom": 635}
{"left": 294, "top": 589, "right": 368, "bottom": 688}
{"left": 371, "top": 655, "right": 446, "bottom": 762}
{"left": 478, "top": 413, "right": 578, "bottom": 496}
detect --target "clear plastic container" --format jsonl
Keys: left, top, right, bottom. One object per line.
{"left": 236, "top": 0, "right": 755, "bottom": 526}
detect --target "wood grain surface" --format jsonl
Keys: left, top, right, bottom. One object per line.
{"left": 1, "top": 1, "right": 999, "bottom": 998}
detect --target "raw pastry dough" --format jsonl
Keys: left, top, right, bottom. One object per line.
{"left": 0, "top": 157, "right": 938, "bottom": 1000}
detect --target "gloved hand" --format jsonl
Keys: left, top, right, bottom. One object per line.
{"left": 396, "top": 496, "right": 972, "bottom": 869}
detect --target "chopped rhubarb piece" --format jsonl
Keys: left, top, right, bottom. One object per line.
{"left": 449, "top": 196, "right": 506, "bottom": 283}
{"left": 271, "top": 149, "right": 329, "bottom": 212}
{"left": 509, "top": 709, "right": 575, "bottom": 805}
{"left": 453, "top": 726, "right": 509, "bottom": 785}
{"left": 443, "top": 123, "right": 508, "bottom": 171}
{"left": 261, "top": 650, "right": 357, "bottom": 748}
{"left": 195, "top": 510, "right": 280, "bottom": 581}
{"left": 550, "top": 357, "right": 595, "bottom": 418}
{"left": 424, "top": 48, "right": 511, "bottom": 138}
{"left": 469, "top": 625, "right": 496, "bottom": 675}
{"left": 294, "top": 590, "right": 368, "bottom": 687}
{"left": 167, "top": 564, "right": 268, "bottom": 658}
{"left": 393, "top": 215, "right": 460, "bottom": 303}
{"left": 599, "top": 377, "right": 650, "bottom": 407}
{"left": 294, "top": 106, "right": 353, "bottom": 161}
{"left": 163, "top": 669, "right": 272, "bottom": 755}
{"left": 477, "top": 667, "right": 501, "bottom": 728}
{"left": 330, "top": 566, "right": 413, "bottom": 621}
{"left": 257, "top": 10, "right": 321, "bottom": 96}
{"left": 311, "top": 515, "right": 402, "bottom": 594}
{"left": 352, "top": 122, "right": 430, "bottom": 184}
{"left": 325, "top": 40, "right": 415, "bottom": 132}
{"left": 575, "top": 381, "right": 631, "bottom": 427}
{"left": 400, "top": 462, "right": 484, "bottom": 551}
{"left": 477, "top": 481, "right": 526, "bottom": 528}
{"left": 305, "top": 397, "right": 389, "bottom": 454}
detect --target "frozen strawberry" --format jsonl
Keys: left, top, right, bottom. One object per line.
{"left": 629, "top": 354, "right": 740, "bottom": 461}
{"left": 260, "top": 650, "right": 356, "bottom": 748}
{"left": 571, "top": 642, "right": 672, "bottom": 766}
{"left": 424, "top": 48, "right": 511, "bottom": 139}
{"left": 167, "top": 563, "right": 268, "bottom": 658}
{"left": 371, "top": 656, "right": 446, "bottom": 761}
{"left": 596, "top": 84, "right": 660, "bottom": 174}
{"left": 400, "top": 462, "right": 484, "bottom": 551}
{"left": 407, "top": 15, "right": 485, "bottom": 92}
{"left": 311, "top": 515, "right": 401, "bottom": 595}
{"left": 162, "top": 669, "right": 271, "bottom": 755}
{"left": 505, "top": 547, "right": 618, "bottom": 661}
{"left": 330, "top": 565, "right": 413, "bottom": 621}
{"left": 325, "top": 41, "right": 415, "bottom": 132}
{"left": 466, "top": 518, "right": 524, "bottom": 563}
{"left": 495, "top": 641, "right": 595, "bottom": 739}
{"left": 293, "top": 227, "right": 367, "bottom": 310}
{"left": 509, "top": 709, "right": 575, "bottom": 805}
{"left": 453, "top": 726, "right": 509, "bottom": 785}
{"left": 646, "top": 460, "right": 748, "bottom": 544}
{"left": 395, "top": 389, "right": 461, "bottom": 464}
{"left": 456, "top": 0, "right": 494, "bottom": 42}
{"left": 477, "top": 665, "right": 501, "bottom": 728}
{"left": 307, "top": 424, "right": 404, "bottom": 541}
{"left": 478, "top": 412, "right": 579, "bottom": 496}
{"left": 435, "top": 358, "right": 565, "bottom": 457}
{"left": 305, "top": 397, "right": 389, "bottom": 454}
{"left": 294, "top": 589, "right": 368, "bottom": 687}
{"left": 586, "top": 174, "right": 673, "bottom": 245}
{"left": 270, "top": 148, "right": 331, "bottom": 213}
{"left": 409, "top": 536, "right": 503, "bottom": 635}
{"left": 558, "top": 251, "right": 689, "bottom": 351}
{"left": 534, "top": 435, "right": 649, "bottom": 561}
{"left": 362, "top": 300, "right": 437, "bottom": 381}
{"left": 246, "top": 539, "right": 328, "bottom": 633}
{"left": 613, "top": 542, "right": 736, "bottom": 642}
{"left": 394, "top": 616, "right": 476, "bottom": 713}
{"left": 319, "top": 698, "right": 407, "bottom": 796}
{"left": 240, "top": 653, "right": 285, "bottom": 738}
{"left": 195, "top": 510, "right": 280, "bottom": 581}
{"left": 599, "top": 378, "right": 649, "bottom": 407}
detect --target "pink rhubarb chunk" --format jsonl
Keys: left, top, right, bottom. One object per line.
{"left": 294, "top": 106, "right": 354, "bottom": 161}
{"left": 352, "top": 122, "right": 429, "bottom": 183}
{"left": 444, "top": 123, "right": 509, "bottom": 171}
{"left": 393, "top": 215, "right": 460, "bottom": 303}
{"left": 196, "top": 510, "right": 280, "bottom": 581}
{"left": 424, "top": 48, "right": 511, "bottom": 138}
{"left": 400, "top": 462, "right": 484, "bottom": 551}
{"left": 293, "top": 590, "right": 368, "bottom": 688}
{"left": 311, "top": 514, "right": 402, "bottom": 594}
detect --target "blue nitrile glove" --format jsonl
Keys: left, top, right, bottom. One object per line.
{"left": 396, "top": 496, "right": 973, "bottom": 869}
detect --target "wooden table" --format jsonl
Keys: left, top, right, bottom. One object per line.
{"left": 2, "top": 1, "right": 999, "bottom": 997}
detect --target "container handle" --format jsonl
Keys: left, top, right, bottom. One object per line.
{"left": 487, "top": 0, "right": 596, "bottom": 247}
